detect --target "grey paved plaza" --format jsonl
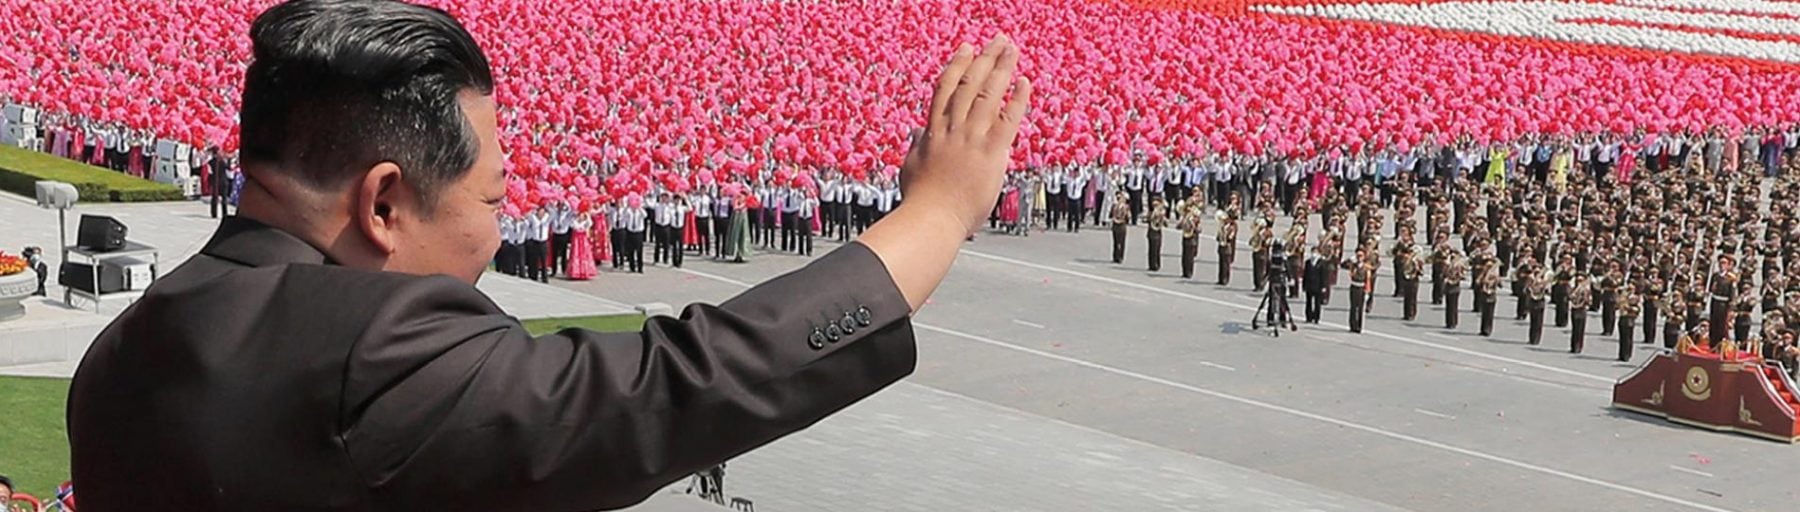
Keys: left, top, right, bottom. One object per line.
{"left": 6, "top": 194, "right": 1799, "bottom": 511}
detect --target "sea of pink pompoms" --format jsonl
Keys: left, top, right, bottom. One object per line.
{"left": 2, "top": 0, "right": 1797, "bottom": 207}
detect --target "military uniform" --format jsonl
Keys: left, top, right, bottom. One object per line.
{"left": 1443, "top": 248, "right": 1467, "bottom": 329}
{"left": 1250, "top": 220, "right": 1272, "bottom": 291}
{"left": 1553, "top": 257, "right": 1574, "bottom": 328}
{"left": 1598, "top": 267, "right": 1623, "bottom": 336}
{"left": 1570, "top": 275, "right": 1592, "bottom": 353}
{"left": 1111, "top": 197, "right": 1131, "bottom": 264}
{"left": 1146, "top": 201, "right": 1168, "bottom": 272}
{"left": 1477, "top": 258, "right": 1501, "bottom": 336}
{"left": 1431, "top": 237, "right": 1452, "bottom": 305}
{"left": 1402, "top": 249, "right": 1425, "bottom": 321}
{"left": 1527, "top": 266, "right": 1551, "bottom": 345}
{"left": 1346, "top": 252, "right": 1372, "bottom": 333}
{"left": 1217, "top": 215, "right": 1238, "bottom": 285}
{"left": 1618, "top": 286, "right": 1640, "bottom": 361}
{"left": 1178, "top": 205, "right": 1202, "bottom": 279}
{"left": 1709, "top": 262, "right": 1737, "bottom": 345}
{"left": 1662, "top": 292, "right": 1686, "bottom": 349}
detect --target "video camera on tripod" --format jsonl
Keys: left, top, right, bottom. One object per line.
{"left": 1253, "top": 241, "right": 1297, "bottom": 335}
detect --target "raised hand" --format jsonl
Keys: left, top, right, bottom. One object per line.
{"left": 900, "top": 34, "right": 1033, "bottom": 232}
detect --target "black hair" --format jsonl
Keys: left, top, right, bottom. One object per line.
{"left": 239, "top": 0, "right": 494, "bottom": 208}
{"left": 0, "top": 474, "right": 10, "bottom": 491}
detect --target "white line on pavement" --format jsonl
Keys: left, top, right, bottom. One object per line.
{"left": 1198, "top": 361, "right": 1238, "bottom": 372}
{"left": 960, "top": 250, "right": 1615, "bottom": 385}
{"left": 1425, "top": 332, "right": 1459, "bottom": 341}
{"left": 674, "top": 266, "right": 1730, "bottom": 512}
{"left": 1412, "top": 408, "right": 1457, "bottom": 421}
{"left": 1012, "top": 319, "right": 1047, "bottom": 329}
{"left": 1668, "top": 465, "right": 1715, "bottom": 478}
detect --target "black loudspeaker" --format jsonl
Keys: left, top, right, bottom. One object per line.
{"left": 78, "top": 214, "right": 127, "bottom": 251}
{"left": 60, "top": 262, "right": 126, "bottom": 294}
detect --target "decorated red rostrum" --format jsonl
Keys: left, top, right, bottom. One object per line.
{"left": 1613, "top": 346, "right": 1800, "bottom": 443}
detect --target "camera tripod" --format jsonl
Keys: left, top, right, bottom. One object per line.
{"left": 1252, "top": 271, "right": 1298, "bottom": 336}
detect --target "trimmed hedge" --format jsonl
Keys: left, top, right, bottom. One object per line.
{"left": 0, "top": 144, "right": 185, "bottom": 202}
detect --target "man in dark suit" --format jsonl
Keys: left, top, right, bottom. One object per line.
{"left": 1302, "top": 250, "right": 1328, "bottom": 324}
{"left": 66, "top": 1, "right": 1034, "bottom": 510}
{"left": 207, "top": 146, "right": 232, "bottom": 218}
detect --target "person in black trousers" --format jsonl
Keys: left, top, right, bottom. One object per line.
{"left": 208, "top": 148, "right": 232, "bottom": 218}
{"left": 1303, "top": 252, "right": 1328, "bottom": 324}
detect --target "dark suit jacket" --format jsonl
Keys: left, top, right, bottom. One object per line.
{"left": 68, "top": 217, "right": 917, "bottom": 511}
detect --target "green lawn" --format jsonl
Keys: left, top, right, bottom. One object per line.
{"left": 0, "top": 314, "right": 643, "bottom": 499}
{"left": 0, "top": 144, "right": 184, "bottom": 202}
{"left": 521, "top": 313, "right": 648, "bottom": 335}
{"left": 0, "top": 376, "right": 70, "bottom": 500}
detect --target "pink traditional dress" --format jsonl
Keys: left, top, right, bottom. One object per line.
{"left": 592, "top": 210, "right": 613, "bottom": 264}
{"left": 999, "top": 185, "right": 1021, "bottom": 225}
{"left": 566, "top": 215, "right": 597, "bottom": 280}
{"left": 127, "top": 144, "right": 146, "bottom": 178}
{"left": 1616, "top": 147, "right": 1638, "bottom": 185}
{"left": 1308, "top": 167, "right": 1329, "bottom": 205}
{"left": 682, "top": 209, "right": 701, "bottom": 247}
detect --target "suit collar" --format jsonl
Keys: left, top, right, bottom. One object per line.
{"left": 201, "top": 216, "right": 333, "bottom": 268}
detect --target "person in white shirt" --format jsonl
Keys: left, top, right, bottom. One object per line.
{"left": 819, "top": 172, "right": 841, "bottom": 239}
{"left": 651, "top": 193, "right": 673, "bottom": 265}
{"left": 854, "top": 178, "right": 878, "bottom": 235}
{"left": 620, "top": 198, "right": 647, "bottom": 273}
{"left": 549, "top": 201, "right": 574, "bottom": 278}
{"left": 525, "top": 207, "right": 552, "bottom": 282}
{"left": 1123, "top": 165, "right": 1145, "bottom": 225}
{"left": 760, "top": 184, "right": 782, "bottom": 248}
{"left": 495, "top": 214, "right": 519, "bottom": 277}
{"left": 780, "top": 185, "right": 803, "bottom": 253}
{"left": 875, "top": 180, "right": 900, "bottom": 222}
{"left": 669, "top": 195, "right": 690, "bottom": 268}
{"left": 1043, "top": 167, "right": 1064, "bottom": 230}
{"left": 691, "top": 190, "right": 713, "bottom": 255}
{"left": 796, "top": 189, "right": 818, "bottom": 256}
{"left": 1065, "top": 168, "right": 1088, "bottom": 232}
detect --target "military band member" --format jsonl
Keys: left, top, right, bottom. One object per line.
{"left": 1346, "top": 247, "right": 1372, "bottom": 333}
{"left": 1178, "top": 202, "right": 1203, "bottom": 279}
{"left": 1110, "top": 192, "right": 1131, "bottom": 264}
{"left": 1663, "top": 292, "right": 1686, "bottom": 349}
{"left": 1709, "top": 255, "right": 1737, "bottom": 345}
{"left": 1734, "top": 282, "right": 1757, "bottom": 343}
{"left": 1146, "top": 198, "right": 1167, "bottom": 272}
{"left": 1553, "top": 254, "right": 1574, "bottom": 328}
{"left": 1443, "top": 247, "right": 1466, "bottom": 329}
{"left": 1250, "top": 218, "right": 1272, "bottom": 291}
{"left": 1363, "top": 238, "right": 1381, "bottom": 313}
{"left": 1287, "top": 230, "right": 1307, "bottom": 298}
{"left": 1402, "top": 249, "right": 1426, "bottom": 321}
{"left": 1527, "top": 265, "right": 1551, "bottom": 345}
{"left": 1431, "top": 232, "right": 1451, "bottom": 305}
{"left": 1477, "top": 256, "right": 1501, "bottom": 336}
{"left": 1513, "top": 253, "right": 1538, "bottom": 320}
{"left": 1641, "top": 274, "right": 1662, "bottom": 345}
{"left": 1217, "top": 210, "right": 1238, "bottom": 286}
{"left": 1570, "top": 274, "right": 1592, "bottom": 354}
{"left": 1391, "top": 231, "right": 1415, "bottom": 298}
{"left": 1599, "top": 263, "right": 1623, "bottom": 336}
{"left": 1618, "top": 285, "right": 1640, "bottom": 361}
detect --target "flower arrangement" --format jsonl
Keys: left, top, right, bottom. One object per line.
{"left": 0, "top": 252, "right": 26, "bottom": 276}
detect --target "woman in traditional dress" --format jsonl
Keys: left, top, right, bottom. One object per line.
{"left": 591, "top": 203, "right": 613, "bottom": 268}
{"left": 998, "top": 178, "right": 1020, "bottom": 233}
{"left": 1015, "top": 174, "right": 1036, "bottom": 236}
{"left": 566, "top": 209, "right": 597, "bottom": 280}
{"left": 728, "top": 193, "right": 751, "bottom": 263}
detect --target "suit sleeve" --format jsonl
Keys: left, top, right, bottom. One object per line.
{"left": 340, "top": 242, "right": 916, "bottom": 510}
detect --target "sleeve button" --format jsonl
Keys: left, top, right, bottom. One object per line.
{"left": 808, "top": 329, "right": 827, "bottom": 350}
{"left": 826, "top": 323, "right": 844, "bottom": 342}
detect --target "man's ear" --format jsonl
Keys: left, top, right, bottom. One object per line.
{"left": 356, "top": 162, "right": 406, "bottom": 255}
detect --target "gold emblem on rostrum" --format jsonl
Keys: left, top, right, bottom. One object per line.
{"left": 1682, "top": 366, "right": 1712, "bottom": 401}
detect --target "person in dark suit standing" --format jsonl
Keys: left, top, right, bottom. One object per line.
{"left": 66, "top": 2, "right": 1034, "bottom": 510}
{"left": 207, "top": 146, "right": 232, "bottom": 218}
{"left": 1302, "top": 249, "right": 1328, "bottom": 324}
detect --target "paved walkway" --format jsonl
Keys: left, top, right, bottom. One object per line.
{"left": 0, "top": 193, "right": 634, "bottom": 377}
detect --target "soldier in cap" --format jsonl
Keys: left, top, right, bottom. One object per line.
{"left": 1177, "top": 197, "right": 1203, "bottom": 279}
{"left": 1402, "top": 247, "right": 1426, "bottom": 321}
{"left": 1431, "top": 231, "right": 1452, "bottom": 305}
{"left": 1526, "top": 263, "right": 1551, "bottom": 345}
{"left": 1477, "top": 252, "right": 1501, "bottom": 336}
{"left": 1599, "top": 262, "right": 1624, "bottom": 336}
{"left": 1734, "top": 280, "right": 1757, "bottom": 343}
{"left": 1709, "top": 254, "right": 1738, "bottom": 345}
{"left": 1111, "top": 192, "right": 1131, "bottom": 264}
{"left": 1569, "top": 273, "right": 1593, "bottom": 353}
{"left": 1146, "top": 197, "right": 1168, "bottom": 272}
{"left": 1662, "top": 289, "right": 1686, "bottom": 349}
{"left": 1250, "top": 216, "right": 1273, "bottom": 291}
{"left": 1617, "top": 283, "right": 1640, "bottom": 361}
{"left": 1443, "top": 245, "right": 1467, "bottom": 329}
{"left": 1553, "top": 253, "right": 1575, "bottom": 328}
{"left": 1345, "top": 246, "right": 1372, "bottom": 333}
{"left": 1217, "top": 207, "right": 1238, "bottom": 286}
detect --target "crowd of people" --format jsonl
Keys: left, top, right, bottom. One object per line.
{"left": 995, "top": 130, "right": 1800, "bottom": 370}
